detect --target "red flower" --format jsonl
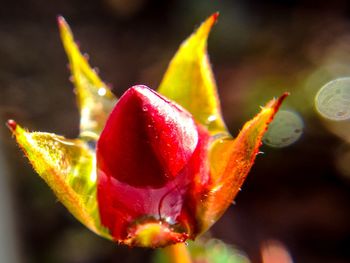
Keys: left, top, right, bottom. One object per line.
{"left": 8, "top": 14, "right": 287, "bottom": 247}
{"left": 97, "top": 85, "right": 211, "bottom": 246}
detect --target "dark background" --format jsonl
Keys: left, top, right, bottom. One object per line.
{"left": 0, "top": 0, "right": 350, "bottom": 262}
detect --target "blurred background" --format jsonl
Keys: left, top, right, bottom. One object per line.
{"left": 1, "top": 0, "right": 350, "bottom": 262}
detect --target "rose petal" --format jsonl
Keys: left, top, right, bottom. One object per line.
{"left": 97, "top": 85, "right": 199, "bottom": 188}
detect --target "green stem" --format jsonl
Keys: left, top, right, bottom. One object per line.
{"left": 164, "top": 243, "right": 192, "bottom": 263}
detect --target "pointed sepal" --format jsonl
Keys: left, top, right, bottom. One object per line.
{"left": 158, "top": 13, "right": 226, "bottom": 135}
{"left": 7, "top": 120, "right": 111, "bottom": 239}
{"left": 197, "top": 93, "right": 289, "bottom": 232}
{"left": 58, "top": 16, "right": 117, "bottom": 140}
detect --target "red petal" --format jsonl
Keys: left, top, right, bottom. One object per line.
{"left": 97, "top": 85, "right": 198, "bottom": 188}
{"left": 96, "top": 85, "right": 210, "bottom": 246}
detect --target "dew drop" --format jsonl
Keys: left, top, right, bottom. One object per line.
{"left": 97, "top": 87, "right": 107, "bottom": 96}
{"left": 93, "top": 67, "right": 100, "bottom": 74}
{"left": 207, "top": 115, "right": 217, "bottom": 123}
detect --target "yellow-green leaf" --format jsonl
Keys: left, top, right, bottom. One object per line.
{"left": 158, "top": 13, "right": 226, "bottom": 135}
{"left": 197, "top": 93, "right": 288, "bottom": 232}
{"left": 7, "top": 120, "right": 111, "bottom": 239}
{"left": 58, "top": 16, "right": 117, "bottom": 140}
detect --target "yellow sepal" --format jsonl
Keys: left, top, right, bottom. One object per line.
{"left": 198, "top": 93, "right": 289, "bottom": 232}
{"left": 158, "top": 13, "right": 227, "bottom": 135}
{"left": 7, "top": 120, "right": 111, "bottom": 239}
{"left": 58, "top": 16, "right": 117, "bottom": 140}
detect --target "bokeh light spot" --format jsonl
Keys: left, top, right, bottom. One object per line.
{"left": 263, "top": 110, "right": 303, "bottom": 148}
{"left": 261, "top": 240, "right": 293, "bottom": 263}
{"left": 315, "top": 77, "right": 350, "bottom": 121}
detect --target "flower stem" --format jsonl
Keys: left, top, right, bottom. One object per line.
{"left": 164, "top": 243, "right": 192, "bottom": 263}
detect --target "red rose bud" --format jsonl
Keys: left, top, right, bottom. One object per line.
{"left": 97, "top": 85, "right": 211, "bottom": 247}
{"left": 8, "top": 13, "right": 288, "bottom": 249}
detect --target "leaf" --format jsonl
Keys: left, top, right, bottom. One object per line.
{"left": 197, "top": 93, "right": 289, "bottom": 232}
{"left": 158, "top": 13, "right": 227, "bottom": 135}
{"left": 58, "top": 16, "right": 117, "bottom": 140}
{"left": 7, "top": 120, "right": 111, "bottom": 239}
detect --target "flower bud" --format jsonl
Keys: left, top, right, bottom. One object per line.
{"left": 8, "top": 13, "right": 288, "bottom": 248}
{"left": 97, "top": 85, "right": 211, "bottom": 246}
